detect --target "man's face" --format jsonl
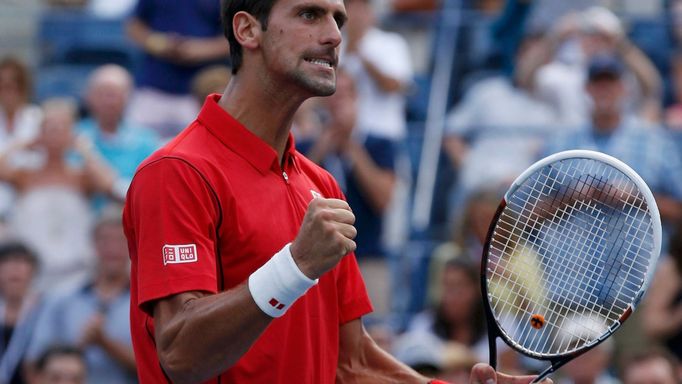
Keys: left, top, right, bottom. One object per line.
{"left": 40, "top": 355, "right": 86, "bottom": 384}
{"left": 94, "top": 222, "right": 129, "bottom": 276}
{"left": 87, "top": 79, "right": 129, "bottom": 126}
{"left": 259, "top": 0, "right": 346, "bottom": 96}
{"left": 586, "top": 75, "right": 625, "bottom": 118}
{"left": 0, "top": 257, "right": 34, "bottom": 301}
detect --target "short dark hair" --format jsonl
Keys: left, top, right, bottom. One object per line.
{"left": 221, "top": 0, "right": 277, "bottom": 74}
{"left": 0, "top": 241, "right": 39, "bottom": 269}
{"left": 35, "top": 345, "right": 85, "bottom": 373}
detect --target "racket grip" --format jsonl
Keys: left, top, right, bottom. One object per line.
{"left": 531, "top": 366, "right": 555, "bottom": 383}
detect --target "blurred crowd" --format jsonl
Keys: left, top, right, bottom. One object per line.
{"left": 0, "top": 0, "right": 681, "bottom": 383}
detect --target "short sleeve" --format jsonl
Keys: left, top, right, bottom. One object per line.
{"left": 126, "top": 158, "right": 220, "bottom": 309}
{"left": 335, "top": 253, "right": 373, "bottom": 324}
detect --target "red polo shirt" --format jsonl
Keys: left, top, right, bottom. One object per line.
{"left": 123, "top": 94, "right": 373, "bottom": 383}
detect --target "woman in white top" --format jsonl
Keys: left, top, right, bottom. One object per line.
{"left": 0, "top": 98, "right": 119, "bottom": 291}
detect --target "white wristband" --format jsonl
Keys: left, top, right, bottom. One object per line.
{"left": 248, "top": 243, "right": 318, "bottom": 318}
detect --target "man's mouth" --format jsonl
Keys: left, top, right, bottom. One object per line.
{"left": 304, "top": 58, "right": 334, "bottom": 68}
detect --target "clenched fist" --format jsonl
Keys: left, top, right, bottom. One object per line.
{"left": 290, "top": 198, "right": 357, "bottom": 280}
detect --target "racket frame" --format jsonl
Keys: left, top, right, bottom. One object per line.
{"left": 479, "top": 150, "right": 661, "bottom": 382}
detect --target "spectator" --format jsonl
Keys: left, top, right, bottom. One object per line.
{"left": 125, "top": 0, "right": 229, "bottom": 137}
{"left": 26, "top": 207, "right": 135, "bottom": 384}
{"left": 557, "top": 316, "right": 618, "bottom": 384}
{"left": 559, "top": 344, "right": 618, "bottom": 384}
{"left": 407, "top": 258, "right": 487, "bottom": 361}
{"left": 190, "top": 65, "right": 232, "bottom": 105}
{"left": 0, "top": 98, "right": 118, "bottom": 290}
{"left": 31, "top": 346, "right": 86, "bottom": 384}
{"left": 642, "top": 221, "right": 682, "bottom": 362}
{"left": 0, "top": 57, "right": 40, "bottom": 151}
{"left": 342, "top": 0, "right": 413, "bottom": 141}
{"left": 296, "top": 70, "right": 397, "bottom": 316}
{"left": 620, "top": 348, "right": 680, "bottom": 384}
{"left": 443, "top": 31, "right": 558, "bottom": 215}
{"left": 520, "top": 6, "right": 663, "bottom": 126}
{"left": 0, "top": 57, "right": 42, "bottom": 220}
{"left": 77, "top": 64, "right": 160, "bottom": 200}
{"left": 543, "top": 54, "right": 682, "bottom": 227}
{"left": 664, "top": 50, "right": 682, "bottom": 130}
{"left": 0, "top": 242, "right": 41, "bottom": 384}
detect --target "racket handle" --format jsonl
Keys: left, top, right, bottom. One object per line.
{"left": 531, "top": 368, "right": 554, "bottom": 384}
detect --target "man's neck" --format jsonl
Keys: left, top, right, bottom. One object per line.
{"left": 218, "top": 74, "right": 306, "bottom": 164}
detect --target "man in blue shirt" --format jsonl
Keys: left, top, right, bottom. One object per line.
{"left": 125, "top": 0, "right": 230, "bottom": 137}
{"left": 78, "top": 64, "right": 160, "bottom": 201}
{"left": 544, "top": 54, "right": 682, "bottom": 227}
{"left": 26, "top": 208, "right": 135, "bottom": 384}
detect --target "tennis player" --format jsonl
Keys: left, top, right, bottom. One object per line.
{"left": 122, "top": 0, "right": 548, "bottom": 383}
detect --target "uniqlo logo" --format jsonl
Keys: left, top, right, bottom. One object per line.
{"left": 268, "top": 298, "right": 285, "bottom": 310}
{"left": 163, "top": 244, "right": 198, "bottom": 265}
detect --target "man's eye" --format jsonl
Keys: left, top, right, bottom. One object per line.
{"left": 301, "top": 11, "right": 316, "bottom": 20}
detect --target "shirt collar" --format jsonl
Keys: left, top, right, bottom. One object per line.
{"left": 197, "top": 94, "right": 297, "bottom": 175}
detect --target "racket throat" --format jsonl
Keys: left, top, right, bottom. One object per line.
{"left": 532, "top": 360, "right": 569, "bottom": 383}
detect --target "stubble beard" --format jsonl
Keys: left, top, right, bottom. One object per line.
{"left": 290, "top": 66, "right": 337, "bottom": 97}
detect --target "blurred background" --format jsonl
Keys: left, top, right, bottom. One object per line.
{"left": 0, "top": 0, "right": 681, "bottom": 383}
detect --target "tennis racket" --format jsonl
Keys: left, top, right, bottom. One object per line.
{"left": 480, "top": 149, "right": 661, "bottom": 382}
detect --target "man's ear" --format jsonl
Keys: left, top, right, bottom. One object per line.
{"left": 233, "top": 11, "right": 262, "bottom": 51}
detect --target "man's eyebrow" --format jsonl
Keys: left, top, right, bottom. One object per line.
{"left": 292, "top": 2, "right": 348, "bottom": 25}
{"left": 334, "top": 10, "right": 348, "bottom": 27}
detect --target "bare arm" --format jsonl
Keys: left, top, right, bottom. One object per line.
{"left": 97, "top": 337, "right": 137, "bottom": 373}
{"left": 127, "top": 17, "right": 228, "bottom": 64}
{"left": 152, "top": 198, "right": 357, "bottom": 384}
{"left": 0, "top": 139, "right": 35, "bottom": 187}
{"left": 619, "top": 40, "right": 663, "bottom": 122}
{"left": 642, "top": 258, "right": 682, "bottom": 339}
{"left": 336, "top": 318, "right": 430, "bottom": 383}
{"left": 442, "top": 135, "right": 469, "bottom": 169}
{"left": 356, "top": 54, "right": 408, "bottom": 93}
{"left": 344, "top": 141, "right": 396, "bottom": 214}
{"left": 75, "top": 136, "right": 120, "bottom": 201}
{"left": 153, "top": 287, "right": 272, "bottom": 384}
{"left": 126, "top": 18, "right": 167, "bottom": 55}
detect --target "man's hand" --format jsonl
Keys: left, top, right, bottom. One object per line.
{"left": 290, "top": 198, "right": 357, "bottom": 280}
{"left": 469, "top": 363, "right": 551, "bottom": 384}
{"left": 79, "top": 313, "right": 106, "bottom": 347}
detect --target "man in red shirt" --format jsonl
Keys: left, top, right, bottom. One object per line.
{"left": 123, "top": 0, "right": 548, "bottom": 383}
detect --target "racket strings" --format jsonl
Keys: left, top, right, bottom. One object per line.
{"left": 486, "top": 158, "right": 655, "bottom": 357}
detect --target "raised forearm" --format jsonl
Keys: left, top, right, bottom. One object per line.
{"left": 620, "top": 40, "right": 662, "bottom": 121}
{"left": 154, "top": 285, "right": 271, "bottom": 384}
{"left": 98, "top": 337, "right": 137, "bottom": 374}
{"left": 358, "top": 55, "right": 406, "bottom": 94}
